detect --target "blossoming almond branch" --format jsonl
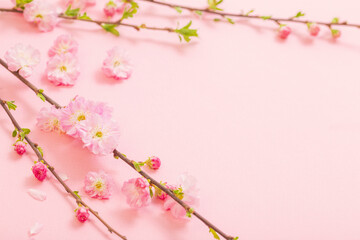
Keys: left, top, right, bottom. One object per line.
{"left": 0, "top": 58, "right": 238, "bottom": 240}
{"left": 0, "top": 98, "right": 127, "bottom": 240}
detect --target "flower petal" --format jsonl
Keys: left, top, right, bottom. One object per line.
{"left": 59, "top": 173, "right": 68, "bottom": 182}
{"left": 28, "top": 189, "right": 47, "bottom": 201}
{"left": 29, "top": 222, "right": 43, "bottom": 236}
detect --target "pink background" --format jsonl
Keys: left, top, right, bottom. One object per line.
{"left": 1, "top": 0, "right": 360, "bottom": 239}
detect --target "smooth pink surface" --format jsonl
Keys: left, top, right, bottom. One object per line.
{"left": 1, "top": 0, "right": 360, "bottom": 239}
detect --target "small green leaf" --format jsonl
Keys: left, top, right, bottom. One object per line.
{"left": 149, "top": 186, "right": 154, "bottom": 198}
{"left": 101, "top": 24, "right": 120, "bottom": 36}
{"left": 73, "top": 191, "right": 82, "bottom": 200}
{"left": 174, "top": 6, "right": 182, "bottom": 14}
{"left": 78, "top": 12, "right": 92, "bottom": 20}
{"left": 234, "top": 237, "right": 239, "bottom": 240}
{"left": 6, "top": 101, "right": 17, "bottom": 111}
{"left": 226, "top": 17, "right": 235, "bottom": 24}
{"left": 133, "top": 161, "right": 142, "bottom": 172}
{"left": 64, "top": 5, "right": 80, "bottom": 17}
{"left": 186, "top": 211, "right": 192, "bottom": 218}
{"left": 261, "top": 15, "right": 272, "bottom": 20}
{"left": 195, "top": 10, "right": 203, "bottom": 16}
{"left": 37, "top": 146, "right": 44, "bottom": 157}
{"left": 37, "top": 92, "right": 46, "bottom": 102}
{"left": 15, "top": 0, "right": 33, "bottom": 9}
{"left": 245, "top": 9, "right": 254, "bottom": 16}
{"left": 209, "top": 228, "right": 220, "bottom": 240}
{"left": 19, "top": 128, "right": 30, "bottom": 141}
{"left": 331, "top": 17, "right": 339, "bottom": 24}
{"left": 12, "top": 129, "right": 18, "bottom": 137}
{"left": 175, "top": 21, "right": 198, "bottom": 43}
{"left": 186, "top": 207, "right": 194, "bottom": 218}
{"left": 293, "top": 11, "right": 305, "bottom": 18}
{"left": 121, "top": 1, "right": 139, "bottom": 20}
{"left": 207, "top": 0, "right": 223, "bottom": 11}
{"left": 213, "top": 18, "right": 221, "bottom": 22}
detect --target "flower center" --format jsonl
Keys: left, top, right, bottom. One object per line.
{"left": 35, "top": 14, "right": 43, "bottom": 19}
{"left": 114, "top": 61, "right": 121, "bottom": 67}
{"left": 60, "top": 65, "right": 67, "bottom": 72}
{"left": 95, "top": 181, "right": 103, "bottom": 189}
{"left": 77, "top": 114, "right": 86, "bottom": 121}
{"left": 95, "top": 131, "right": 103, "bottom": 138}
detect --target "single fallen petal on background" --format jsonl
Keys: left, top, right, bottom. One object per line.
{"left": 58, "top": 173, "right": 68, "bottom": 182}
{"left": 29, "top": 222, "right": 43, "bottom": 236}
{"left": 27, "top": 189, "right": 47, "bottom": 201}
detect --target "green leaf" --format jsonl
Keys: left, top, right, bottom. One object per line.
{"left": 37, "top": 90, "right": 46, "bottom": 102}
{"left": 209, "top": 228, "right": 220, "bottom": 240}
{"left": 175, "top": 21, "right": 198, "bottom": 43}
{"left": 12, "top": 129, "right": 18, "bottom": 137}
{"left": 195, "top": 10, "right": 203, "bottom": 16}
{"left": 133, "top": 161, "right": 142, "bottom": 172}
{"left": 78, "top": 12, "right": 92, "bottom": 20}
{"left": 101, "top": 24, "right": 120, "bottom": 36}
{"left": 64, "top": 5, "right": 80, "bottom": 17}
{"left": 226, "top": 17, "right": 235, "bottom": 24}
{"left": 331, "top": 17, "right": 339, "bottom": 24}
{"left": 207, "top": 0, "right": 223, "bottom": 11}
{"left": 234, "top": 237, "right": 239, "bottom": 240}
{"left": 174, "top": 6, "right": 182, "bottom": 14}
{"left": 121, "top": 1, "right": 139, "bottom": 20}
{"left": 186, "top": 207, "right": 194, "bottom": 218}
{"left": 73, "top": 191, "right": 82, "bottom": 200}
{"left": 293, "top": 11, "right": 305, "bottom": 18}
{"left": 261, "top": 15, "right": 272, "bottom": 20}
{"left": 149, "top": 186, "right": 154, "bottom": 198}
{"left": 15, "top": 0, "right": 33, "bottom": 9}
{"left": 6, "top": 101, "right": 17, "bottom": 111}
{"left": 19, "top": 128, "right": 30, "bottom": 141}
{"left": 245, "top": 9, "right": 254, "bottom": 16}
{"left": 213, "top": 18, "right": 221, "bottom": 22}
{"left": 37, "top": 146, "right": 44, "bottom": 157}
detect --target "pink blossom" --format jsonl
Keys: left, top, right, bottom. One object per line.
{"left": 156, "top": 183, "right": 176, "bottom": 201}
{"left": 60, "top": 96, "right": 112, "bottom": 138}
{"left": 46, "top": 53, "right": 80, "bottom": 86}
{"left": 332, "top": 29, "right": 341, "bottom": 39}
{"left": 4, "top": 44, "right": 40, "bottom": 78}
{"left": 14, "top": 141, "right": 27, "bottom": 155}
{"left": 48, "top": 35, "right": 79, "bottom": 57}
{"left": 84, "top": 171, "right": 114, "bottom": 199}
{"left": 32, "top": 162, "right": 48, "bottom": 181}
{"left": 122, "top": 178, "right": 150, "bottom": 208}
{"left": 63, "top": 0, "right": 96, "bottom": 10}
{"left": 36, "top": 106, "right": 64, "bottom": 133}
{"left": 104, "top": 1, "right": 117, "bottom": 17}
{"left": 80, "top": 115, "right": 120, "bottom": 155}
{"left": 102, "top": 47, "right": 133, "bottom": 81}
{"left": 146, "top": 156, "right": 161, "bottom": 170}
{"left": 163, "top": 173, "right": 199, "bottom": 218}
{"left": 23, "top": 0, "right": 58, "bottom": 32}
{"left": 76, "top": 206, "right": 90, "bottom": 223}
{"left": 308, "top": 23, "right": 320, "bottom": 36}
{"left": 277, "top": 26, "right": 291, "bottom": 39}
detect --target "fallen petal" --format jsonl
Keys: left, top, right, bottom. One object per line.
{"left": 29, "top": 222, "right": 43, "bottom": 236}
{"left": 28, "top": 189, "right": 47, "bottom": 201}
{"left": 58, "top": 173, "right": 68, "bottom": 182}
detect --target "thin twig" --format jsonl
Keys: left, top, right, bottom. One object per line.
{"left": 138, "top": 0, "right": 360, "bottom": 29}
{"left": 0, "top": 98, "right": 127, "bottom": 240}
{"left": 0, "top": 58, "right": 236, "bottom": 240}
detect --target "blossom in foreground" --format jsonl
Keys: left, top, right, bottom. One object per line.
{"left": 46, "top": 53, "right": 80, "bottom": 86}
{"left": 48, "top": 35, "right": 79, "bottom": 57}
{"left": 23, "top": 0, "right": 58, "bottom": 32}
{"left": 76, "top": 206, "right": 90, "bottom": 223}
{"left": 102, "top": 47, "right": 133, "bottom": 80}
{"left": 122, "top": 178, "right": 150, "bottom": 208}
{"left": 163, "top": 173, "right": 199, "bottom": 218}
{"left": 84, "top": 171, "right": 114, "bottom": 199}
{"left": 32, "top": 162, "right": 48, "bottom": 181}
{"left": 308, "top": 23, "right": 320, "bottom": 36}
{"left": 277, "top": 26, "right": 291, "bottom": 39}
{"left": 80, "top": 116, "right": 120, "bottom": 155}
{"left": 146, "top": 156, "right": 161, "bottom": 170}
{"left": 36, "top": 106, "right": 64, "bottom": 133}
{"left": 14, "top": 141, "right": 27, "bottom": 155}
{"left": 4, "top": 43, "right": 40, "bottom": 78}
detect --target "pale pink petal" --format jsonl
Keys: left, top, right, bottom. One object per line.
{"left": 29, "top": 222, "right": 43, "bottom": 236}
{"left": 28, "top": 189, "right": 47, "bottom": 201}
{"left": 59, "top": 173, "right": 68, "bottom": 182}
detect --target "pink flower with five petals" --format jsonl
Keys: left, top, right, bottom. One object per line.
{"left": 23, "top": 0, "right": 58, "bottom": 32}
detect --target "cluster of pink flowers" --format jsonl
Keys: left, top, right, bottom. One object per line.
{"left": 22, "top": 0, "right": 58, "bottom": 32}
{"left": 103, "top": 0, "right": 129, "bottom": 18}
{"left": 46, "top": 35, "right": 80, "bottom": 86}
{"left": 102, "top": 47, "right": 133, "bottom": 81}
{"left": 4, "top": 43, "right": 40, "bottom": 78}
{"left": 277, "top": 24, "right": 341, "bottom": 40}
{"left": 122, "top": 173, "right": 199, "bottom": 219}
{"left": 84, "top": 171, "right": 114, "bottom": 199}
{"left": 37, "top": 96, "right": 120, "bottom": 155}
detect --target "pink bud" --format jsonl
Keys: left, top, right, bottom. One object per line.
{"left": 308, "top": 24, "right": 320, "bottom": 36}
{"left": 32, "top": 162, "right": 48, "bottom": 181}
{"left": 14, "top": 141, "right": 27, "bottom": 155}
{"left": 146, "top": 156, "right": 161, "bottom": 170}
{"left": 76, "top": 207, "right": 89, "bottom": 223}
{"left": 278, "top": 26, "right": 291, "bottom": 39}
{"left": 103, "top": 1, "right": 117, "bottom": 17}
{"left": 332, "top": 29, "right": 341, "bottom": 39}
{"left": 156, "top": 184, "right": 176, "bottom": 201}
